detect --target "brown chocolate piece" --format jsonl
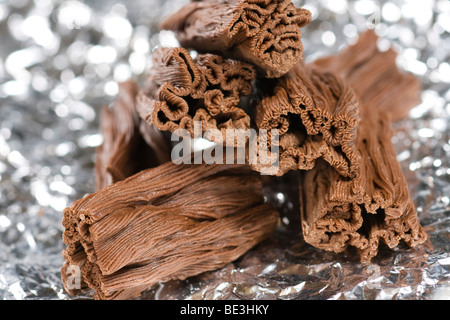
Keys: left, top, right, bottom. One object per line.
{"left": 160, "top": 0, "right": 311, "bottom": 78}
{"left": 61, "top": 161, "right": 279, "bottom": 299}
{"left": 299, "top": 32, "right": 427, "bottom": 262}
{"left": 300, "top": 109, "right": 427, "bottom": 262}
{"left": 251, "top": 62, "right": 360, "bottom": 177}
{"left": 311, "top": 30, "right": 421, "bottom": 121}
{"left": 137, "top": 47, "right": 256, "bottom": 145}
{"left": 96, "top": 81, "right": 172, "bottom": 190}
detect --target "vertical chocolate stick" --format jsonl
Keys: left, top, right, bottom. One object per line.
{"left": 311, "top": 30, "right": 422, "bottom": 121}
{"left": 300, "top": 108, "right": 427, "bottom": 262}
{"left": 299, "top": 31, "right": 427, "bottom": 262}
{"left": 251, "top": 62, "right": 360, "bottom": 177}
{"left": 160, "top": 0, "right": 311, "bottom": 78}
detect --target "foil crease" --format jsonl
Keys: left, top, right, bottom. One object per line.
{"left": 0, "top": 0, "right": 449, "bottom": 300}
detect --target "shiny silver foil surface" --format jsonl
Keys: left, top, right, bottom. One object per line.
{"left": 0, "top": 0, "right": 449, "bottom": 300}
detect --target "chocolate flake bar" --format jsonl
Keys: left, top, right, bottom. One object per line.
{"left": 96, "top": 80, "right": 172, "bottom": 190}
{"left": 61, "top": 161, "right": 279, "bottom": 299}
{"left": 137, "top": 47, "right": 256, "bottom": 145}
{"left": 160, "top": 0, "right": 311, "bottom": 78}
{"left": 300, "top": 109, "right": 427, "bottom": 262}
{"left": 251, "top": 62, "right": 360, "bottom": 177}
{"left": 299, "top": 32, "right": 427, "bottom": 262}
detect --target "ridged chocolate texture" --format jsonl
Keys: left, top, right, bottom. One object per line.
{"left": 160, "top": 0, "right": 311, "bottom": 78}
{"left": 251, "top": 62, "right": 360, "bottom": 177}
{"left": 61, "top": 161, "right": 279, "bottom": 300}
{"left": 311, "top": 30, "right": 421, "bottom": 122}
{"left": 300, "top": 110, "right": 427, "bottom": 262}
{"left": 299, "top": 31, "right": 427, "bottom": 262}
{"left": 137, "top": 47, "right": 256, "bottom": 145}
{"left": 96, "top": 80, "right": 172, "bottom": 190}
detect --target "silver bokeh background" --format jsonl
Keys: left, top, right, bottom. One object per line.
{"left": 0, "top": 0, "right": 449, "bottom": 300}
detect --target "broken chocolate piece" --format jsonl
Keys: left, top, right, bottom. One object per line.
{"left": 299, "top": 108, "right": 427, "bottom": 262}
{"left": 137, "top": 47, "right": 256, "bottom": 145}
{"left": 96, "top": 81, "right": 172, "bottom": 190}
{"left": 61, "top": 161, "right": 279, "bottom": 299}
{"left": 299, "top": 31, "right": 426, "bottom": 262}
{"left": 251, "top": 62, "right": 360, "bottom": 178}
{"left": 160, "top": 0, "right": 311, "bottom": 78}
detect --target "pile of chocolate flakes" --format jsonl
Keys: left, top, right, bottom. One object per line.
{"left": 61, "top": 0, "right": 428, "bottom": 300}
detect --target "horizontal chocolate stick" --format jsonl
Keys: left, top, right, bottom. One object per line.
{"left": 96, "top": 80, "right": 172, "bottom": 190}
{"left": 160, "top": 0, "right": 311, "bottom": 78}
{"left": 137, "top": 46, "right": 256, "bottom": 145}
{"left": 61, "top": 161, "right": 279, "bottom": 299}
{"left": 251, "top": 62, "right": 360, "bottom": 177}
{"left": 299, "top": 31, "right": 427, "bottom": 262}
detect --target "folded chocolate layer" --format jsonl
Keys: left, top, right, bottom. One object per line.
{"left": 137, "top": 47, "right": 256, "bottom": 145}
{"left": 160, "top": 0, "right": 311, "bottom": 78}
{"left": 96, "top": 81, "right": 172, "bottom": 190}
{"left": 251, "top": 62, "right": 360, "bottom": 177}
{"left": 299, "top": 31, "right": 426, "bottom": 262}
{"left": 61, "top": 161, "right": 279, "bottom": 299}
{"left": 311, "top": 30, "right": 421, "bottom": 121}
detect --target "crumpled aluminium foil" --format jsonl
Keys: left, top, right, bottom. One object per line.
{"left": 0, "top": 0, "right": 449, "bottom": 300}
